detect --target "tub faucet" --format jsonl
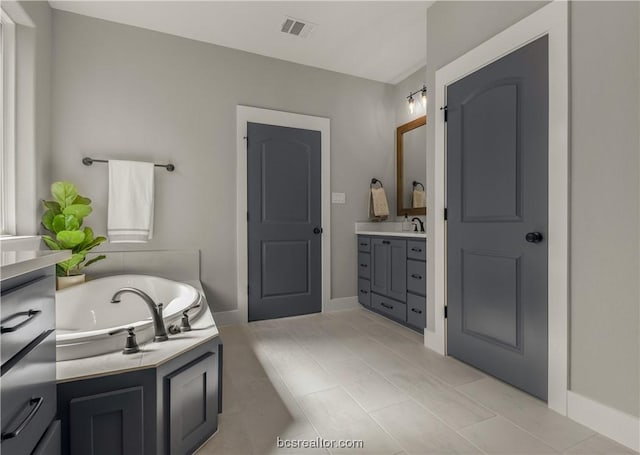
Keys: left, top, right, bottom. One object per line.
{"left": 110, "top": 287, "right": 169, "bottom": 342}
{"left": 411, "top": 217, "right": 425, "bottom": 233}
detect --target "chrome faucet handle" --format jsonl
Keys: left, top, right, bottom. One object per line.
{"left": 179, "top": 303, "right": 202, "bottom": 332}
{"left": 108, "top": 327, "right": 140, "bottom": 355}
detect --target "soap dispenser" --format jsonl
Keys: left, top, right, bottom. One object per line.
{"left": 402, "top": 214, "right": 412, "bottom": 231}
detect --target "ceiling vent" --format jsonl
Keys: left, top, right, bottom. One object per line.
{"left": 281, "top": 16, "right": 316, "bottom": 38}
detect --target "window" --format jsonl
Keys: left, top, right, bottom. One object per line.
{"left": 0, "top": 10, "right": 16, "bottom": 235}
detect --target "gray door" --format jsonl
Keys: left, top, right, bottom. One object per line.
{"left": 247, "top": 122, "right": 322, "bottom": 321}
{"left": 446, "top": 36, "right": 549, "bottom": 400}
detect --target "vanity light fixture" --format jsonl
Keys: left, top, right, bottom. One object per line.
{"left": 407, "top": 85, "right": 428, "bottom": 113}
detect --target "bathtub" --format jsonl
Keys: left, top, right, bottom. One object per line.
{"left": 56, "top": 275, "right": 203, "bottom": 361}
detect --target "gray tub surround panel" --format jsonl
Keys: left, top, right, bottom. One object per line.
{"left": 357, "top": 234, "right": 426, "bottom": 332}
{"left": 1, "top": 265, "right": 63, "bottom": 455}
{"left": 81, "top": 250, "right": 200, "bottom": 283}
{"left": 56, "top": 281, "right": 222, "bottom": 455}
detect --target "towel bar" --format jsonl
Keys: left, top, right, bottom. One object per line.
{"left": 412, "top": 181, "right": 424, "bottom": 191}
{"left": 82, "top": 157, "right": 175, "bottom": 172}
{"left": 370, "top": 178, "right": 383, "bottom": 188}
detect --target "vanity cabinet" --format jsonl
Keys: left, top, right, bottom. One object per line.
{"left": 1, "top": 266, "right": 60, "bottom": 455}
{"left": 57, "top": 338, "right": 222, "bottom": 455}
{"left": 357, "top": 235, "right": 426, "bottom": 332}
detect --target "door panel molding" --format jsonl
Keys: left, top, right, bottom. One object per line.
{"left": 430, "top": 0, "right": 568, "bottom": 414}
{"left": 227, "top": 106, "right": 330, "bottom": 326}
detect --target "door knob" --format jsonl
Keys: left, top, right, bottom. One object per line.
{"left": 525, "top": 232, "right": 544, "bottom": 243}
{"left": 313, "top": 227, "right": 323, "bottom": 234}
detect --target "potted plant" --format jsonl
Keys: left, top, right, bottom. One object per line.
{"left": 41, "top": 181, "right": 107, "bottom": 289}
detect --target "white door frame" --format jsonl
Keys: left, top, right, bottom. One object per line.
{"left": 214, "top": 106, "right": 330, "bottom": 326}
{"left": 428, "top": 1, "right": 569, "bottom": 415}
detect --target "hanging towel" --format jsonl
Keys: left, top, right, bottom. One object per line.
{"left": 108, "top": 160, "right": 155, "bottom": 243}
{"left": 412, "top": 189, "right": 426, "bottom": 208}
{"left": 369, "top": 187, "right": 390, "bottom": 221}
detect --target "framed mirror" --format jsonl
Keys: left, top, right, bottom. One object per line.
{"left": 396, "top": 115, "right": 427, "bottom": 216}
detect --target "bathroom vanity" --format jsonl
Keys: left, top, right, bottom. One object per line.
{"left": 1, "top": 250, "right": 71, "bottom": 455}
{"left": 357, "top": 230, "right": 426, "bottom": 332}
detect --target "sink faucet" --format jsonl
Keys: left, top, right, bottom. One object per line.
{"left": 411, "top": 217, "right": 425, "bottom": 233}
{"left": 110, "top": 287, "right": 169, "bottom": 342}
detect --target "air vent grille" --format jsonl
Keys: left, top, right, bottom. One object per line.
{"left": 280, "top": 16, "right": 316, "bottom": 38}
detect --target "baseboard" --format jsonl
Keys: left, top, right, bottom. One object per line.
{"left": 567, "top": 391, "right": 640, "bottom": 452}
{"left": 424, "top": 328, "right": 445, "bottom": 355}
{"left": 324, "top": 296, "right": 359, "bottom": 312}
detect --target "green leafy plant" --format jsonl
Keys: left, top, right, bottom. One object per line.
{"left": 41, "top": 181, "right": 107, "bottom": 277}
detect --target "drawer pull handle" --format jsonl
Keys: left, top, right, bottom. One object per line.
{"left": 0, "top": 309, "right": 42, "bottom": 334}
{"left": 411, "top": 308, "right": 423, "bottom": 314}
{"left": 1, "top": 397, "right": 44, "bottom": 441}
{"left": 360, "top": 264, "right": 368, "bottom": 268}
{"left": 382, "top": 240, "right": 391, "bottom": 245}
{"left": 360, "top": 243, "right": 368, "bottom": 246}
{"left": 380, "top": 302, "right": 394, "bottom": 310}
{"left": 411, "top": 274, "right": 423, "bottom": 280}
{"left": 360, "top": 289, "right": 368, "bottom": 294}
{"left": 411, "top": 247, "right": 423, "bottom": 252}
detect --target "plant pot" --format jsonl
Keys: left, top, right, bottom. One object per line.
{"left": 57, "top": 274, "right": 85, "bottom": 290}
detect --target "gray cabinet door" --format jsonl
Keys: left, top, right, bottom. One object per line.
{"left": 69, "top": 387, "right": 144, "bottom": 455}
{"left": 387, "top": 239, "right": 407, "bottom": 302}
{"left": 166, "top": 352, "right": 218, "bottom": 455}
{"left": 370, "top": 238, "right": 406, "bottom": 302}
{"left": 247, "top": 122, "right": 322, "bottom": 321}
{"left": 446, "top": 36, "right": 549, "bottom": 400}
{"left": 370, "top": 238, "right": 388, "bottom": 296}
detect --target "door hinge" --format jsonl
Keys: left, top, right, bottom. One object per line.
{"left": 444, "top": 208, "right": 448, "bottom": 220}
{"left": 247, "top": 211, "right": 249, "bottom": 222}
{"left": 440, "top": 105, "right": 448, "bottom": 122}
{"left": 444, "top": 306, "right": 448, "bottom": 319}
{"left": 244, "top": 135, "right": 249, "bottom": 148}
{"left": 247, "top": 285, "right": 250, "bottom": 296}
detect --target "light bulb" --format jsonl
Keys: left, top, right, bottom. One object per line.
{"left": 421, "top": 88, "right": 427, "bottom": 108}
{"left": 408, "top": 96, "right": 415, "bottom": 114}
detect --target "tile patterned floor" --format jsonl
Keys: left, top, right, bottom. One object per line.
{"left": 197, "top": 308, "right": 637, "bottom": 455}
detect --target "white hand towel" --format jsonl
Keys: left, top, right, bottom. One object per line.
{"left": 412, "top": 189, "right": 426, "bottom": 208}
{"left": 108, "top": 160, "right": 155, "bottom": 243}
{"left": 369, "top": 187, "right": 390, "bottom": 220}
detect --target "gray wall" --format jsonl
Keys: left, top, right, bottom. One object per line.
{"left": 426, "top": 0, "right": 639, "bottom": 418}
{"left": 7, "top": 1, "right": 52, "bottom": 234}
{"left": 50, "top": 10, "right": 396, "bottom": 311}
{"left": 569, "top": 1, "right": 639, "bottom": 418}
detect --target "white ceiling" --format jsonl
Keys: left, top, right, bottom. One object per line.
{"left": 49, "top": 1, "right": 431, "bottom": 84}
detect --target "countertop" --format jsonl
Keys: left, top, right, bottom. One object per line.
{"left": 56, "top": 280, "right": 219, "bottom": 383}
{"left": 1, "top": 250, "right": 72, "bottom": 280}
{"left": 355, "top": 221, "right": 426, "bottom": 239}
{"left": 356, "top": 231, "right": 426, "bottom": 239}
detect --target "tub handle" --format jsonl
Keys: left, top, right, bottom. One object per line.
{"left": 180, "top": 303, "right": 202, "bottom": 332}
{"left": 108, "top": 326, "right": 140, "bottom": 355}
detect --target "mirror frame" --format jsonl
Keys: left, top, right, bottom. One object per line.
{"left": 396, "top": 115, "right": 427, "bottom": 216}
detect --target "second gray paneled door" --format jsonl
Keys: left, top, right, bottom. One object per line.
{"left": 446, "top": 36, "right": 549, "bottom": 400}
{"left": 247, "top": 122, "right": 322, "bottom": 321}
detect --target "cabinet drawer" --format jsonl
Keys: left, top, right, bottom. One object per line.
{"left": 358, "top": 279, "right": 371, "bottom": 307}
{"left": 1, "top": 332, "right": 56, "bottom": 455}
{"left": 1, "top": 273, "right": 55, "bottom": 365}
{"left": 357, "top": 237, "right": 370, "bottom": 253}
{"left": 371, "top": 294, "right": 406, "bottom": 322}
{"left": 358, "top": 252, "right": 371, "bottom": 279}
{"left": 407, "top": 240, "right": 426, "bottom": 261}
{"left": 407, "top": 260, "right": 426, "bottom": 296}
{"left": 407, "top": 293, "right": 426, "bottom": 329}
{"left": 32, "top": 420, "right": 61, "bottom": 455}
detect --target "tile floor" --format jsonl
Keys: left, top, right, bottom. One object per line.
{"left": 197, "top": 308, "right": 636, "bottom": 455}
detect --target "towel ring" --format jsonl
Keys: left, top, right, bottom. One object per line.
{"left": 371, "top": 178, "right": 383, "bottom": 188}
{"left": 413, "top": 181, "right": 424, "bottom": 191}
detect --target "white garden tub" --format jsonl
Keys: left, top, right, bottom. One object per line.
{"left": 56, "top": 275, "right": 202, "bottom": 361}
